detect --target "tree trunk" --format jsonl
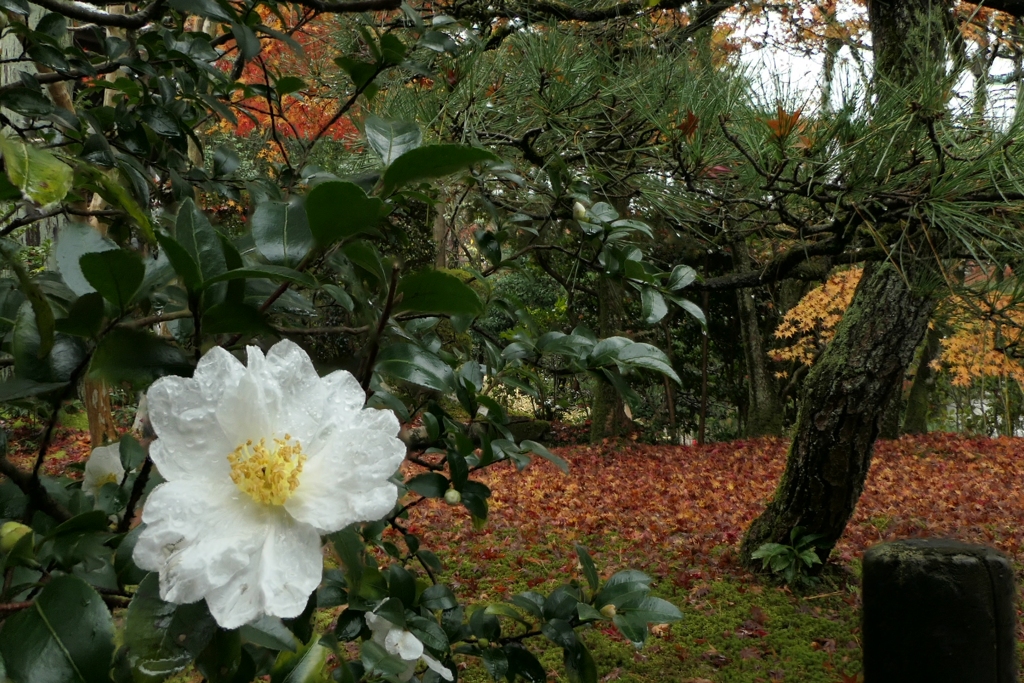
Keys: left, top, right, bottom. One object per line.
{"left": 734, "top": 241, "right": 784, "bottom": 437}
{"left": 85, "top": 377, "right": 119, "bottom": 447}
{"left": 741, "top": 264, "right": 935, "bottom": 563}
{"left": 590, "top": 276, "right": 629, "bottom": 443}
{"left": 740, "top": 0, "right": 951, "bottom": 567}
{"left": 902, "top": 325, "right": 941, "bottom": 434}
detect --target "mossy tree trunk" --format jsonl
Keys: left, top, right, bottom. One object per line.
{"left": 734, "top": 241, "right": 784, "bottom": 437}
{"left": 740, "top": 0, "right": 951, "bottom": 567}
{"left": 741, "top": 263, "right": 936, "bottom": 563}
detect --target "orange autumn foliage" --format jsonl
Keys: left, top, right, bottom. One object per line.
{"left": 772, "top": 266, "right": 862, "bottom": 369}
{"left": 772, "top": 263, "right": 1024, "bottom": 390}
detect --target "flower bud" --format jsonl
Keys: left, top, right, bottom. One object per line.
{"left": 573, "top": 202, "right": 587, "bottom": 221}
{"left": 444, "top": 489, "right": 462, "bottom": 505}
{"left": 599, "top": 604, "right": 617, "bottom": 619}
{"left": 477, "top": 638, "right": 490, "bottom": 648}
{"left": 0, "top": 521, "right": 32, "bottom": 553}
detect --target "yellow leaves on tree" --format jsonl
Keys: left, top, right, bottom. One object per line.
{"left": 934, "top": 292, "right": 1024, "bottom": 388}
{"left": 772, "top": 267, "right": 862, "bottom": 371}
{"left": 772, "top": 262, "right": 1024, "bottom": 391}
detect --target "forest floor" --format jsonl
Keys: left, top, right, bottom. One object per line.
{"left": 5, "top": 414, "right": 1024, "bottom": 683}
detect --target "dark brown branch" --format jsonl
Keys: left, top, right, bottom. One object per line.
{"left": 27, "top": 0, "right": 165, "bottom": 28}
{"left": 360, "top": 266, "right": 400, "bottom": 391}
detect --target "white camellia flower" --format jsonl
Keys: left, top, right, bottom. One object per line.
{"left": 365, "top": 610, "right": 453, "bottom": 682}
{"left": 82, "top": 443, "right": 125, "bottom": 497}
{"left": 133, "top": 340, "right": 406, "bottom": 629}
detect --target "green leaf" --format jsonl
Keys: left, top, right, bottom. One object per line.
{"left": 386, "top": 564, "right": 416, "bottom": 607}
{"left": 504, "top": 645, "right": 546, "bottom": 683}
{"left": 0, "top": 244, "right": 54, "bottom": 359}
{"left": 481, "top": 649, "right": 508, "bottom": 681}
{"left": 667, "top": 264, "right": 697, "bottom": 291}
{"left": 239, "top": 616, "right": 299, "bottom": 652}
{"left": 280, "top": 641, "right": 329, "bottom": 683}
{"left": 375, "top": 343, "right": 455, "bottom": 393}
{"left": 669, "top": 295, "right": 707, "bottom": 327}
{"left": 305, "top": 181, "right": 383, "bottom": 246}
{"left": 420, "top": 583, "right": 458, "bottom": 611}
{"left": 620, "top": 596, "right": 682, "bottom": 624}
{"left": 575, "top": 545, "right": 600, "bottom": 593}
{"left": 612, "top": 612, "right": 648, "bottom": 646}
{"left": 381, "top": 144, "right": 498, "bottom": 194}
{"left": 641, "top": 288, "right": 667, "bottom": 325}
{"left": 156, "top": 233, "right": 202, "bottom": 292}
{"left": 0, "top": 133, "right": 72, "bottom": 206}
{"left": 168, "top": 0, "right": 234, "bottom": 22}
{"left": 124, "top": 574, "right": 217, "bottom": 683}
{"left": 118, "top": 434, "right": 146, "bottom": 471}
{"left": 89, "top": 328, "right": 191, "bottom": 389}
{"left": 201, "top": 302, "right": 273, "bottom": 336}
{"left": 616, "top": 342, "right": 680, "bottom": 384}
{"left": 0, "top": 574, "right": 115, "bottom": 683}
{"left": 394, "top": 269, "right": 483, "bottom": 316}
{"left": 521, "top": 440, "right": 568, "bottom": 474}
{"left": 406, "top": 472, "right": 449, "bottom": 498}
{"left": 79, "top": 250, "right": 144, "bottom": 310}
{"left": 484, "top": 603, "right": 530, "bottom": 628}
{"left": 12, "top": 302, "right": 77, "bottom": 383}
{"left": 56, "top": 292, "right": 104, "bottom": 338}
{"left": 175, "top": 198, "right": 226, "bottom": 284}
{"left": 54, "top": 222, "right": 118, "bottom": 297}
{"left": 275, "top": 76, "right": 306, "bottom": 97}
{"left": 251, "top": 199, "right": 313, "bottom": 268}
{"left": 564, "top": 641, "right": 597, "bottom": 683}
{"left": 202, "top": 265, "right": 317, "bottom": 289}
{"left": 364, "top": 115, "right": 422, "bottom": 166}
{"left": 0, "top": 87, "right": 53, "bottom": 117}
{"left": 576, "top": 603, "right": 604, "bottom": 622}
{"left": 91, "top": 169, "right": 155, "bottom": 244}
{"left": 0, "top": 377, "right": 67, "bottom": 401}
{"left": 360, "top": 639, "right": 408, "bottom": 678}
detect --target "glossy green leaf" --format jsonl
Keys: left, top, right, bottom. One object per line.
{"left": 616, "top": 342, "right": 680, "bottom": 384}
{"left": 521, "top": 440, "right": 568, "bottom": 474}
{"left": 155, "top": 233, "right": 202, "bottom": 292}
{"left": 0, "top": 133, "right": 72, "bottom": 206}
{"left": 420, "top": 583, "right": 458, "bottom": 611}
{"left": 175, "top": 198, "right": 226, "bottom": 284}
{"left": 305, "top": 181, "right": 383, "bottom": 246}
{"left": 251, "top": 199, "right": 313, "bottom": 268}
{"left": 375, "top": 343, "right": 455, "bottom": 393}
{"left": 365, "top": 114, "right": 422, "bottom": 166}
{"left": 612, "top": 612, "right": 648, "bottom": 646}
{"left": 124, "top": 574, "right": 217, "bottom": 683}
{"left": 641, "top": 288, "right": 667, "bottom": 325}
{"left": 381, "top": 144, "right": 498, "bottom": 194}
{"left": 0, "top": 377, "right": 67, "bottom": 401}
{"left": 575, "top": 545, "right": 600, "bottom": 593}
{"left": 89, "top": 328, "right": 191, "bottom": 389}
{"left": 564, "top": 640, "right": 598, "bottom": 683}
{"left": 201, "top": 265, "right": 317, "bottom": 289}
{"left": 0, "top": 243, "right": 54, "bottom": 359}
{"left": 667, "top": 264, "right": 697, "bottom": 290}
{"left": 620, "top": 596, "right": 683, "bottom": 624}
{"left": 0, "top": 574, "right": 115, "bottom": 683}
{"left": 79, "top": 250, "right": 144, "bottom": 310}
{"left": 406, "top": 472, "right": 449, "bottom": 498}
{"left": 54, "top": 222, "right": 118, "bottom": 297}
{"left": 201, "top": 302, "right": 273, "bottom": 336}
{"left": 55, "top": 292, "right": 104, "bottom": 338}
{"left": 239, "top": 616, "right": 299, "bottom": 652}
{"left": 394, "top": 269, "right": 483, "bottom": 316}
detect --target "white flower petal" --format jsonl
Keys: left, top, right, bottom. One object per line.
{"left": 285, "top": 423, "right": 404, "bottom": 533}
{"left": 147, "top": 374, "right": 235, "bottom": 483}
{"left": 216, "top": 367, "right": 280, "bottom": 446}
{"left": 422, "top": 653, "right": 454, "bottom": 681}
{"left": 133, "top": 480, "right": 266, "bottom": 605}
{"left": 82, "top": 443, "right": 125, "bottom": 497}
{"left": 386, "top": 629, "right": 424, "bottom": 660}
{"left": 203, "top": 513, "right": 322, "bottom": 629}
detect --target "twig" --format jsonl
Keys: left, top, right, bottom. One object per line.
{"left": 118, "top": 457, "right": 152, "bottom": 533}
{"left": 119, "top": 310, "right": 193, "bottom": 329}
{"left": 359, "top": 266, "right": 400, "bottom": 392}
{"left": 804, "top": 591, "right": 843, "bottom": 601}
{"left": 0, "top": 601, "right": 32, "bottom": 614}
{"left": 273, "top": 324, "right": 369, "bottom": 336}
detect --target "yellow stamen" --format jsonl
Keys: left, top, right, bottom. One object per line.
{"left": 227, "top": 436, "right": 306, "bottom": 506}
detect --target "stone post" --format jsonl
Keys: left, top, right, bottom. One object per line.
{"left": 862, "top": 539, "right": 1015, "bottom": 682}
